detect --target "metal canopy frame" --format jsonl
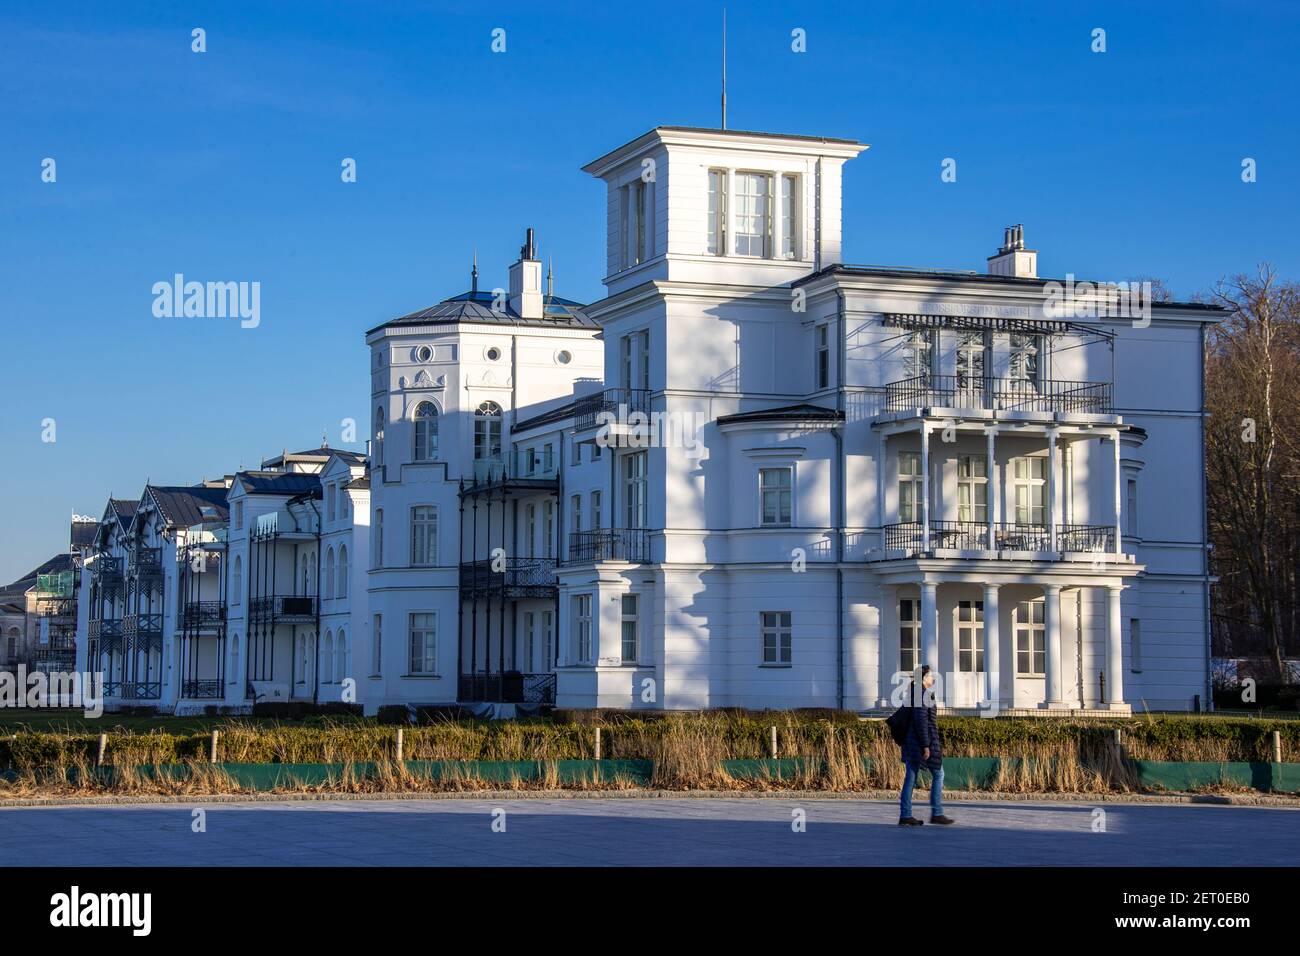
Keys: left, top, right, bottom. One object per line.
{"left": 882, "top": 312, "right": 1115, "bottom": 341}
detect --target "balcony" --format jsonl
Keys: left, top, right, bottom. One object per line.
{"left": 568, "top": 529, "right": 650, "bottom": 564}
{"left": 128, "top": 547, "right": 163, "bottom": 578}
{"left": 181, "top": 679, "right": 223, "bottom": 700}
{"left": 884, "top": 375, "right": 1113, "bottom": 416}
{"left": 574, "top": 387, "right": 651, "bottom": 432}
{"left": 182, "top": 601, "right": 226, "bottom": 629}
{"left": 88, "top": 619, "right": 123, "bottom": 641}
{"left": 91, "top": 556, "right": 124, "bottom": 586}
{"left": 249, "top": 595, "right": 317, "bottom": 622}
{"left": 462, "top": 450, "right": 560, "bottom": 495}
{"left": 119, "top": 681, "right": 162, "bottom": 700}
{"left": 458, "top": 672, "right": 557, "bottom": 705}
{"left": 459, "top": 558, "right": 558, "bottom": 598}
{"left": 123, "top": 613, "right": 163, "bottom": 640}
{"left": 879, "top": 521, "right": 1117, "bottom": 559}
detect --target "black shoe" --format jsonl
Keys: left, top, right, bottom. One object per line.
{"left": 898, "top": 817, "right": 924, "bottom": 826}
{"left": 930, "top": 815, "right": 955, "bottom": 825}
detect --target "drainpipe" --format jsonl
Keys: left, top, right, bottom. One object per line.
{"left": 835, "top": 287, "right": 847, "bottom": 711}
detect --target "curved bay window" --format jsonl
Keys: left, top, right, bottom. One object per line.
{"left": 413, "top": 401, "right": 439, "bottom": 461}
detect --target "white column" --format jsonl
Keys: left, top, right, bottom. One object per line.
{"left": 920, "top": 423, "right": 931, "bottom": 552}
{"left": 1047, "top": 428, "right": 1059, "bottom": 552}
{"left": 1112, "top": 432, "right": 1123, "bottom": 556}
{"left": 1043, "top": 583, "right": 1064, "bottom": 706}
{"left": 1106, "top": 585, "right": 1125, "bottom": 709}
{"left": 920, "top": 581, "right": 938, "bottom": 671}
{"left": 983, "top": 583, "right": 1000, "bottom": 708}
{"left": 986, "top": 427, "right": 997, "bottom": 550}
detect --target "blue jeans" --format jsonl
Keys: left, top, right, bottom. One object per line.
{"left": 900, "top": 762, "right": 945, "bottom": 820}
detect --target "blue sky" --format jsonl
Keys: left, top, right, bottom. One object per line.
{"left": 2, "top": 0, "right": 1297, "bottom": 584}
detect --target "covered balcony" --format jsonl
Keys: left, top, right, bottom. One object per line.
{"left": 573, "top": 387, "right": 651, "bottom": 433}
{"left": 884, "top": 374, "right": 1113, "bottom": 416}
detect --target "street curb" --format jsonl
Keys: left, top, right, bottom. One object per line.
{"left": 2, "top": 788, "right": 1298, "bottom": 810}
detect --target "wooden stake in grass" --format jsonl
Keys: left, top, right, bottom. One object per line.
{"left": 770, "top": 725, "right": 778, "bottom": 760}
{"left": 594, "top": 726, "right": 602, "bottom": 762}
{"left": 96, "top": 733, "right": 107, "bottom": 767}
{"left": 209, "top": 730, "right": 220, "bottom": 764}
{"left": 1273, "top": 730, "right": 1283, "bottom": 763}
{"left": 396, "top": 727, "right": 405, "bottom": 763}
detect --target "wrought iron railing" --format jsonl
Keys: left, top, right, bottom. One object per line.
{"left": 882, "top": 522, "right": 1115, "bottom": 555}
{"left": 249, "top": 595, "right": 317, "bottom": 619}
{"left": 182, "top": 601, "right": 226, "bottom": 628}
{"left": 119, "top": 681, "right": 162, "bottom": 700}
{"left": 123, "top": 613, "right": 163, "bottom": 639}
{"left": 574, "top": 387, "right": 651, "bottom": 432}
{"left": 128, "top": 547, "right": 163, "bottom": 576}
{"left": 102, "top": 681, "right": 121, "bottom": 697}
{"left": 568, "top": 529, "right": 650, "bottom": 564}
{"left": 92, "top": 556, "right": 124, "bottom": 584}
{"left": 457, "top": 672, "right": 557, "bottom": 705}
{"left": 459, "top": 558, "right": 558, "bottom": 593}
{"left": 884, "top": 375, "right": 1113, "bottom": 415}
{"left": 1056, "top": 524, "right": 1116, "bottom": 552}
{"left": 89, "top": 619, "right": 123, "bottom": 641}
{"left": 182, "top": 679, "right": 223, "bottom": 699}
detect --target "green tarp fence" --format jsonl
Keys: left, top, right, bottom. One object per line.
{"left": 4, "top": 757, "right": 1299, "bottom": 793}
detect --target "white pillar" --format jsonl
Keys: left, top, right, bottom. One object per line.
{"left": 920, "top": 423, "right": 931, "bottom": 552}
{"left": 1043, "top": 583, "right": 1064, "bottom": 706}
{"left": 986, "top": 427, "right": 997, "bottom": 550}
{"left": 920, "top": 581, "right": 938, "bottom": 671}
{"left": 1047, "top": 428, "right": 1059, "bottom": 552}
{"left": 1113, "top": 432, "right": 1123, "bottom": 556}
{"left": 983, "top": 583, "right": 1000, "bottom": 708}
{"left": 1106, "top": 585, "right": 1125, "bottom": 709}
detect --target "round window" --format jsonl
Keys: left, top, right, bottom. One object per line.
{"left": 416, "top": 345, "right": 433, "bottom": 363}
{"left": 556, "top": 350, "right": 572, "bottom": 365}
{"left": 486, "top": 346, "right": 502, "bottom": 362}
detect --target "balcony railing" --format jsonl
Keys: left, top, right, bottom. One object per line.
{"left": 182, "top": 679, "right": 223, "bottom": 699}
{"left": 574, "top": 387, "right": 651, "bottom": 432}
{"left": 128, "top": 547, "right": 163, "bottom": 577}
{"left": 249, "top": 595, "right": 317, "bottom": 620}
{"left": 884, "top": 375, "right": 1113, "bottom": 415}
{"left": 465, "top": 449, "right": 560, "bottom": 489}
{"left": 182, "top": 601, "right": 226, "bottom": 629}
{"left": 458, "top": 672, "right": 557, "bottom": 705}
{"left": 92, "top": 556, "right": 124, "bottom": 584}
{"left": 119, "top": 681, "right": 162, "bottom": 700}
{"left": 122, "top": 613, "right": 163, "bottom": 639}
{"left": 459, "top": 558, "right": 558, "bottom": 595}
{"left": 882, "top": 522, "right": 1116, "bottom": 556}
{"left": 89, "top": 619, "right": 123, "bottom": 641}
{"left": 568, "top": 529, "right": 650, "bottom": 564}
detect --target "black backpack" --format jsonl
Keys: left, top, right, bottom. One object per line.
{"left": 885, "top": 705, "right": 912, "bottom": 746}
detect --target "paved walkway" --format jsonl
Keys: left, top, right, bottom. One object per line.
{"left": 1, "top": 798, "right": 1295, "bottom": 866}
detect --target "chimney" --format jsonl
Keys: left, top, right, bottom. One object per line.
{"left": 987, "top": 223, "right": 1037, "bottom": 278}
{"left": 508, "top": 226, "right": 543, "bottom": 319}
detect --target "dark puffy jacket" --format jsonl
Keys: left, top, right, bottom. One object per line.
{"left": 901, "top": 698, "right": 943, "bottom": 771}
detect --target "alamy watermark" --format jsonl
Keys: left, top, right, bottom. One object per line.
{"left": 1043, "top": 273, "right": 1152, "bottom": 328}
{"left": 0, "top": 666, "right": 104, "bottom": 717}
{"left": 152, "top": 274, "right": 260, "bottom": 328}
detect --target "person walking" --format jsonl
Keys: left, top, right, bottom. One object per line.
{"left": 899, "top": 665, "right": 954, "bottom": 827}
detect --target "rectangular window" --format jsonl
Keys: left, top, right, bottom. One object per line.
{"left": 234, "top": 501, "right": 244, "bottom": 530}
{"left": 327, "top": 485, "right": 336, "bottom": 522}
{"left": 816, "top": 325, "right": 829, "bottom": 390}
{"left": 373, "top": 509, "right": 383, "bottom": 569}
{"left": 707, "top": 168, "right": 727, "bottom": 255}
{"left": 572, "top": 594, "right": 593, "bottom": 664}
{"left": 899, "top": 599, "right": 920, "bottom": 674}
{"left": 571, "top": 494, "right": 582, "bottom": 535}
{"left": 624, "top": 451, "right": 647, "bottom": 528}
{"left": 621, "top": 594, "right": 640, "bottom": 663}
{"left": 409, "top": 612, "right": 436, "bottom": 674}
{"left": 410, "top": 506, "right": 437, "bottom": 566}
{"left": 957, "top": 456, "right": 988, "bottom": 523}
{"left": 1126, "top": 478, "right": 1139, "bottom": 537}
{"left": 956, "top": 331, "right": 986, "bottom": 393}
{"left": 734, "top": 172, "right": 772, "bottom": 257}
{"left": 780, "top": 174, "right": 798, "bottom": 259}
{"left": 543, "top": 500, "right": 555, "bottom": 559}
{"left": 1130, "top": 618, "right": 1142, "bottom": 672}
{"left": 761, "top": 611, "right": 792, "bottom": 665}
{"left": 544, "top": 610, "right": 555, "bottom": 671}
{"left": 1012, "top": 457, "right": 1047, "bottom": 526}
{"left": 1009, "top": 333, "right": 1041, "bottom": 384}
{"left": 899, "top": 452, "right": 923, "bottom": 523}
{"left": 524, "top": 611, "right": 536, "bottom": 672}
{"left": 372, "top": 614, "right": 382, "bottom": 674}
{"left": 1015, "top": 600, "right": 1046, "bottom": 676}
{"left": 903, "top": 331, "right": 932, "bottom": 381}
{"left": 760, "top": 467, "right": 792, "bottom": 527}
{"left": 591, "top": 491, "right": 602, "bottom": 531}
{"left": 630, "top": 180, "right": 646, "bottom": 266}
{"left": 957, "top": 600, "right": 985, "bottom": 673}
{"left": 526, "top": 503, "right": 536, "bottom": 558}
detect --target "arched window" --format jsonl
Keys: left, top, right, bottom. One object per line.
{"left": 336, "top": 629, "right": 348, "bottom": 686}
{"left": 374, "top": 407, "right": 385, "bottom": 469}
{"left": 297, "top": 634, "right": 308, "bottom": 684}
{"left": 322, "top": 632, "right": 334, "bottom": 685}
{"left": 474, "top": 401, "right": 503, "bottom": 461}
{"left": 231, "top": 556, "right": 242, "bottom": 605}
{"left": 324, "top": 548, "right": 335, "bottom": 600}
{"left": 413, "top": 401, "right": 439, "bottom": 461}
{"left": 230, "top": 634, "right": 240, "bottom": 687}
{"left": 338, "top": 545, "right": 349, "bottom": 598}
{"left": 301, "top": 555, "right": 311, "bottom": 596}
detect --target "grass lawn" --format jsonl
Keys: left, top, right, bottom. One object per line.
{"left": 0, "top": 708, "right": 368, "bottom": 735}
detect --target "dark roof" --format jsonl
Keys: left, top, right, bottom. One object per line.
{"left": 70, "top": 520, "right": 98, "bottom": 551}
{"left": 344, "top": 476, "right": 371, "bottom": 490}
{"left": 794, "top": 264, "right": 1227, "bottom": 312}
{"left": 110, "top": 499, "right": 138, "bottom": 531}
{"left": 513, "top": 397, "right": 589, "bottom": 433}
{"left": 368, "top": 290, "right": 595, "bottom": 335}
{"left": 260, "top": 445, "right": 361, "bottom": 469}
{"left": 146, "top": 485, "right": 231, "bottom": 529}
{"left": 235, "top": 472, "right": 323, "bottom": 496}
{"left": 5, "top": 552, "right": 75, "bottom": 592}
{"left": 717, "top": 403, "right": 844, "bottom": 425}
